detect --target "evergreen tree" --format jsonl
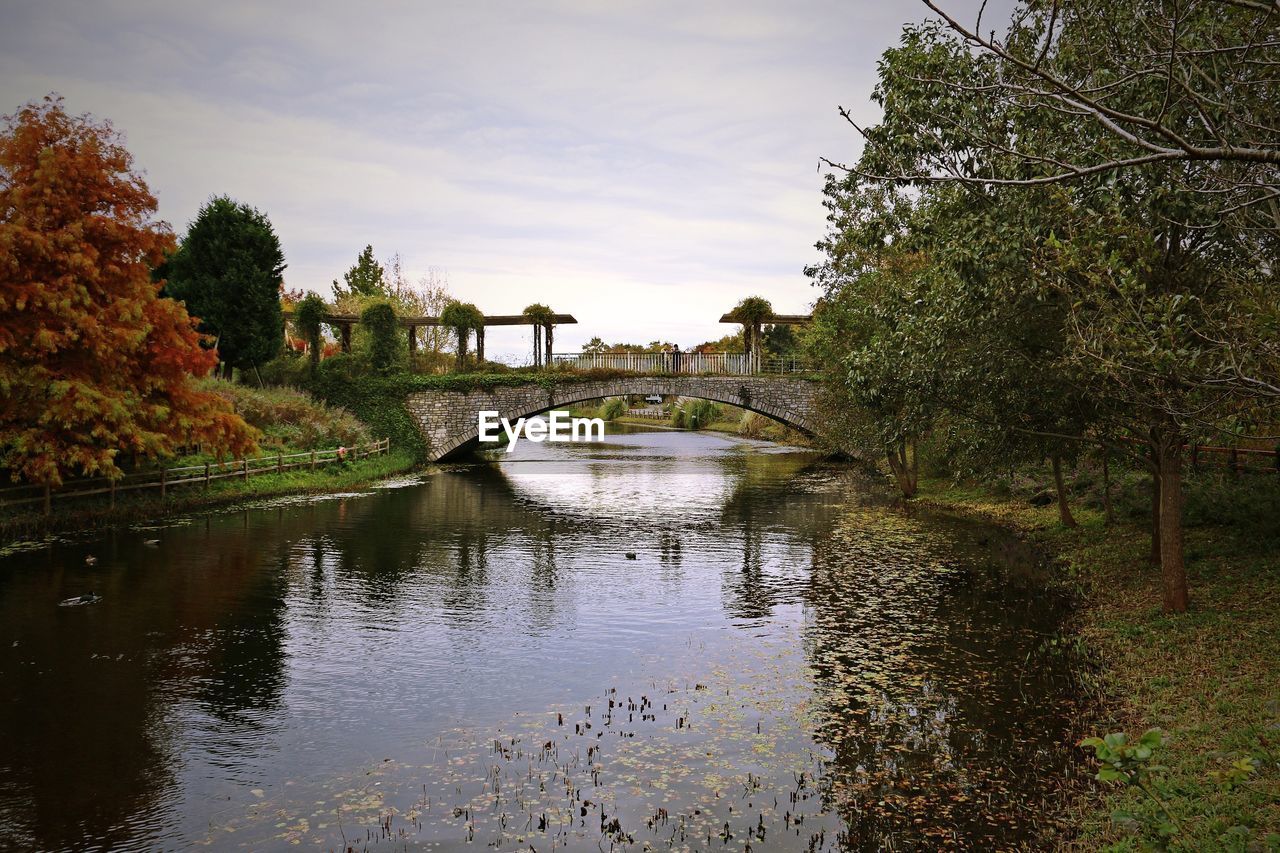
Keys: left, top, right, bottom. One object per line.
{"left": 332, "top": 244, "right": 386, "bottom": 300}
{"left": 166, "top": 196, "right": 286, "bottom": 375}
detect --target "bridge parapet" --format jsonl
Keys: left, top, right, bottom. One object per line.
{"left": 405, "top": 375, "right": 819, "bottom": 461}
{"left": 551, "top": 352, "right": 809, "bottom": 375}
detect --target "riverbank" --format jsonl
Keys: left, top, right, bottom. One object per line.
{"left": 914, "top": 477, "right": 1279, "bottom": 851}
{"left": 605, "top": 412, "right": 814, "bottom": 446}
{"left": 0, "top": 448, "right": 418, "bottom": 544}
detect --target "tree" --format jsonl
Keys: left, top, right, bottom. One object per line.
{"left": 726, "top": 296, "right": 773, "bottom": 368}
{"left": 165, "top": 196, "right": 286, "bottom": 376}
{"left": 294, "top": 293, "right": 328, "bottom": 374}
{"left": 583, "top": 336, "right": 607, "bottom": 354}
{"left": 385, "top": 257, "right": 453, "bottom": 360}
{"left": 693, "top": 331, "right": 744, "bottom": 353}
{"left": 836, "top": 1, "right": 1280, "bottom": 231}
{"left": 440, "top": 301, "right": 484, "bottom": 370}
{"left": 332, "top": 244, "right": 386, "bottom": 300}
{"left": 0, "top": 96, "right": 257, "bottom": 486}
{"left": 817, "top": 1, "right": 1280, "bottom": 611}
{"left": 762, "top": 324, "right": 798, "bottom": 357}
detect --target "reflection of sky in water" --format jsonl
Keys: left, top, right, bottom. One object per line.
{"left": 0, "top": 426, "right": 1076, "bottom": 851}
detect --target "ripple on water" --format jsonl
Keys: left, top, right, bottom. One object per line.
{"left": 0, "top": 427, "right": 1078, "bottom": 851}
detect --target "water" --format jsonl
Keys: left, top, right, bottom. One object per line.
{"left": 0, "top": 425, "right": 1079, "bottom": 851}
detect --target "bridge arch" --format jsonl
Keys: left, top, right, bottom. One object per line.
{"left": 404, "top": 376, "right": 819, "bottom": 461}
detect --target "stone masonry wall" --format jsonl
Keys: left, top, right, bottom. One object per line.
{"left": 404, "top": 376, "right": 819, "bottom": 461}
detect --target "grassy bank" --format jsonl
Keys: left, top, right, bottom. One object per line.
{"left": 0, "top": 448, "right": 417, "bottom": 543}
{"left": 914, "top": 477, "right": 1279, "bottom": 851}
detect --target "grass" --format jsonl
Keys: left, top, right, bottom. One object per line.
{"left": 913, "top": 476, "right": 1280, "bottom": 852}
{"left": 0, "top": 448, "right": 417, "bottom": 543}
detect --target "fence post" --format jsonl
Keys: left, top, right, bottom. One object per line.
{"left": 277, "top": 451, "right": 283, "bottom": 474}
{"left": 160, "top": 467, "right": 167, "bottom": 498}
{"left": 204, "top": 462, "right": 211, "bottom": 490}
{"left": 311, "top": 449, "right": 317, "bottom": 471}
{"left": 1190, "top": 443, "right": 1199, "bottom": 471}
{"left": 1228, "top": 447, "right": 1239, "bottom": 477}
{"left": 243, "top": 458, "right": 249, "bottom": 481}
{"left": 110, "top": 479, "right": 116, "bottom": 509}
{"left": 1275, "top": 445, "right": 1280, "bottom": 474}
{"left": 43, "top": 484, "right": 51, "bottom": 517}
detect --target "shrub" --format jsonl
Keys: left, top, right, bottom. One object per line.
{"left": 257, "top": 351, "right": 311, "bottom": 387}
{"left": 294, "top": 292, "right": 328, "bottom": 373}
{"left": 198, "top": 379, "right": 370, "bottom": 450}
{"left": 360, "top": 301, "right": 401, "bottom": 373}
{"left": 440, "top": 301, "right": 484, "bottom": 369}
{"left": 671, "top": 398, "right": 720, "bottom": 429}
{"left": 600, "top": 397, "right": 627, "bottom": 420}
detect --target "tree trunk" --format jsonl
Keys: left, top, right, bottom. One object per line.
{"left": 544, "top": 324, "right": 553, "bottom": 367}
{"left": 885, "top": 438, "right": 917, "bottom": 499}
{"left": 456, "top": 329, "right": 467, "bottom": 370}
{"left": 1051, "top": 454, "right": 1078, "bottom": 527}
{"left": 1149, "top": 464, "right": 1162, "bottom": 567}
{"left": 1102, "top": 451, "right": 1114, "bottom": 526}
{"left": 1156, "top": 437, "right": 1190, "bottom": 613}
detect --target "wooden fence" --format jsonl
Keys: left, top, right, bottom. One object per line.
{"left": 1188, "top": 442, "right": 1279, "bottom": 475}
{"left": 0, "top": 438, "right": 391, "bottom": 515}
{"left": 625, "top": 408, "right": 669, "bottom": 420}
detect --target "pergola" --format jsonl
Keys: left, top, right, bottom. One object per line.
{"left": 717, "top": 312, "right": 812, "bottom": 325}
{"left": 283, "top": 310, "right": 577, "bottom": 362}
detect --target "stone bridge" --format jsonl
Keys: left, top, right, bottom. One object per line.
{"left": 406, "top": 376, "right": 821, "bottom": 461}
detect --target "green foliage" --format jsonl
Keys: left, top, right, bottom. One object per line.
{"left": 165, "top": 195, "right": 286, "bottom": 370}
{"left": 256, "top": 350, "right": 312, "bottom": 387}
{"left": 730, "top": 296, "right": 773, "bottom": 324}
{"left": 440, "top": 301, "right": 484, "bottom": 368}
{"left": 762, "top": 324, "right": 798, "bottom": 357}
{"left": 693, "top": 331, "right": 745, "bottom": 353}
{"left": 599, "top": 397, "right": 626, "bottom": 420}
{"left": 521, "top": 303, "right": 555, "bottom": 325}
{"left": 440, "top": 301, "right": 484, "bottom": 331}
{"left": 1082, "top": 729, "right": 1168, "bottom": 787}
{"left": 294, "top": 293, "right": 328, "bottom": 372}
{"left": 360, "top": 301, "right": 401, "bottom": 373}
{"left": 671, "top": 399, "right": 720, "bottom": 430}
{"left": 332, "top": 244, "right": 386, "bottom": 300}
{"left": 198, "top": 378, "right": 369, "bottom": 452}
{"left": 1081, "top": 729, "right": 1182, "bottom": 844}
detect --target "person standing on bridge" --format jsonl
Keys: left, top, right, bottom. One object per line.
{"left": 671, "top": 344, "right": 682, "bottom": 374}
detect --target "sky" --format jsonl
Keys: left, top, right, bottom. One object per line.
{"left": 1, "top": 0, "right": 1009, "bottom": 360}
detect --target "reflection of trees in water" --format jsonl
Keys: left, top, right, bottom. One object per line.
{"left": 717, "top": 454, "right": 835, "bottom": 622}
{"left": 797, "top": 510, "right": 1076, "bottom": 846}
{"left": 0, "top": 511, "right": 300, "bottom": 850}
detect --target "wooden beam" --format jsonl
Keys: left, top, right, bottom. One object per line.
{"left": 719, "top": 313, "right": 812, "bottom": 324}
{"left": 283, "top": 310, "right": 578, "bottom": 328}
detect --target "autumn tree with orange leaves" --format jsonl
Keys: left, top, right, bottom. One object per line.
{"left": 0, "top": 96, "right": 258, "bottom": 487}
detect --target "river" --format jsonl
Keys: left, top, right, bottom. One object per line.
{"left": 0, "top": 424, "right": 1079, "bottom": 851}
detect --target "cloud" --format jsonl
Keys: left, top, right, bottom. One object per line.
{"left": 1, "top": 0, "right": 1008, "bottom": 356}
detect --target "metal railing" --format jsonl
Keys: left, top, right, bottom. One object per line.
{"left": 0, "top": 438, "right": 392, "bottom": 515}
{"left": 552, "top": 352, "right": 808, "bottom": 375}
